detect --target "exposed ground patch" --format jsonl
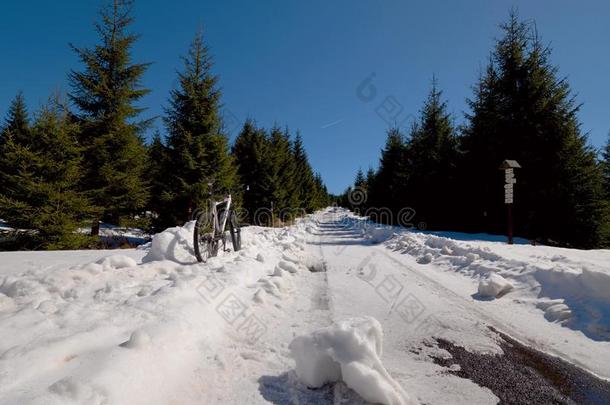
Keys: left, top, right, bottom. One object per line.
{"left": 432, "top": 327, "right": 610, "bottom": 405}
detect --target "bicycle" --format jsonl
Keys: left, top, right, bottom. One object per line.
{"left": 193, "top": 191, "right": 241, "bottom": 263}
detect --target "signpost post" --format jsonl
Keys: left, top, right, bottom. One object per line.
{"left": 499, "top": 160, "right": 521, "bottom": 244}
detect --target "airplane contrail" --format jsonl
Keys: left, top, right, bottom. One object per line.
{"left": 321, "top": 118, "right": 344, "bottom": 129}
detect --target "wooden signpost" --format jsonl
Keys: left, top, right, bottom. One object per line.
{"left": 499, "top": 160, "right": 521, "bottom": 244}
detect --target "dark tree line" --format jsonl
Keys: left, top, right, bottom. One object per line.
{"left": 231, "top": 122, "right": 329, "bottom": 225}
{"left": 344, "top": 13, "right": 610, "bottom": 249}
{"left": 0, "top": 0, "right": 329, "bottom": 249}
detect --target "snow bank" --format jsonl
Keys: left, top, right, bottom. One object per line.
{"left": 0, "top": 220, "right": 309, "bottom": 404}
{"left": 370, "top": 214, "right": 610, "bottom": 339}
{"left": 289, "top": 316, "right": 416, "bottom": 405}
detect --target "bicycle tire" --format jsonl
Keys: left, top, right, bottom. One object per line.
{"left": 229, "top": 210, "right": 241, "bottom": 252}
{"left": 194, "top": 209, "right": 219, "bottom": 262}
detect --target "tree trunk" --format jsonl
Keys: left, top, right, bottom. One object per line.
{"left": 91, "top": 220, "right": 100, "bottom": 236}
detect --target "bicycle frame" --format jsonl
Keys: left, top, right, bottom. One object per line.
{"left": 212, "top": 194, "right": 232, "bottom": 238}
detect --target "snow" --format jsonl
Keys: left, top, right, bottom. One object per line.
{"left": 382, "top": 221, "right": 610, "bottom": 341}
{"left": 0, "top": 207, "right": 609, "bottom": 404}
{"left": 79, "top": 222, "right": 150, "bottom": 247}
{"left": 120, "top": 330, "right": 152, "bottom": 349}
{"left": 277, "top": 260, "right": 299, "bottom": 273}
{"left": 142, "top": 221, "right": 197, "bottom": 263}
{"left": 95, "top": 254, "right": 138, "bottom": 269}
{"left": 290, "top": 316, "right": 415, "bottom": 405}
{"left": 0, "top": 219, "right": 12, "bottom": 232}
{"left": 477, "top": 273, "right": 513, "bottom": 298}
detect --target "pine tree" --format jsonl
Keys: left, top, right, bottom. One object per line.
{"left": 603, "top": 133, "right": 610, "bottom": 198}
{"left": 460, "top": 11, "right": 605, "bottom": 247}
{"left": 598, "top": 133, "right": 610, "bottom": 247}
{"left": 163, "top": 29, "right": 236, "bottom": 224}
{"left": 1, "top": 92, "right": 30, "bottom": 143}
{"left": 0, "top": 92, "right": 30, "bottom": 195}
{"left": 233, "top": 122, "right": 328, "bottom": 223}
{"left": 69, "top": 0, "right": 150, "bottom": 228}
{"left": 266, "top": 126, "right": 296, "bottom": 214}
{"left": 147, "top": 131, "right": 172, "bottom": 230}
{"left": 232, "top": 120, "right": 270, "bottom": 223}
{"left": 292, "top": 132, "right": 316, "bottom": 211}
{"left": 350, "top": 168, "right": 367, "bottom": 211}
{"left": 311, "top": 173, "right": 329, "bottom": 210}
{"left": 368, "top": 127, "right": 408, "bottom": 222}
{"left": 406, "top": 78, "right": 459, "bottom": 228}
{"left": 0, "top": 96, "right": 96, "bottom": 249}
{"left": 365, "top": 168, "right": 376, "bottom": 190}
{"left": 354, "top": 168, "right": 365, "bottom": 189}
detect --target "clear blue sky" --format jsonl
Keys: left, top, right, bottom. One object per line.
{"left": 1, "top": 0, "right": 609, "bottom": 194}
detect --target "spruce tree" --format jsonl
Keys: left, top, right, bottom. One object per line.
{"left": 407, "top": 78, "right": 459, "bottom": 228}
{"left": 351, "top": 168, "right": 367, "bottom": 211}
{"left": 603, "top": 133, "right": 610, "bottom": 198}
{"left": 365, "top": 168, "right": 376, "bottom": 190}
{"left": 292, "top": 132, "right": 316, "bottom": 211}
{"left": 266, "top": 126, "right": 296, "bottom": 215}
{"left": 69, "top": 0, "right": 150, "bottom": 228}
{"left": 1, "top": 92, "right": 30, "bottom": 143}
{"left": 0, "top": 92, "right": 30, "bottom": 195}
{"left": 233, "top": 122, "right": 327, "bottom": 222}
{"left": 0, "top": 96, "right": 96, "bottom": 249}
{"left": 368, "top": 127, "right": 408, "bottom": 222}
{"left": 460, "top": 12, "right": 605, "bottom": 247}
{"left": 147, "top": 131, "right": 173, "bottom": 230}
{"left": 598, "top": 134, "right": 610, "bottom": 247}
{"left": 164, "top": 29, "right": 236, "bottom": 224}
{"left": 354, "top": 168, "right": 365, "bottom": 189}
{"left": 232, "top": 120, "right": 270, "bottom": 223}
{"left": 311, "top": 173, "right": 329, "bottom": 210}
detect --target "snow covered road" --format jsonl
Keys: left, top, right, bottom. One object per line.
{"left": 1, "top": 208, "right": 610, "bottom": 404}
{"left": 306, "top": 211, "right": 610, "bottom": 403}
{"left": 304, "top": 219, "right": 500, "bottom": 404}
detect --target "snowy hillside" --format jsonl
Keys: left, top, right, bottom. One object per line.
{"left": 0, "top": 208, "right": 609, "bottom": 404}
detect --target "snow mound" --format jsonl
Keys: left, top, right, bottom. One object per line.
{"left": 366, "top": 226, "right": 396, "bottom": 244}
{"left": 142, "top": 221, "right": 197, "bottom": 264}
{"left": 278, "top": 260, "right": 298, "bottom": 274}
{"left": 477, "top": 273, "right": 513, "bottom": 298}
{"left": 95, "top": 254, "right": 138, "bottom": 269}
{"left": 417, "top": 253, "right": 433, "bottom": 264}
{"left": 289, "top": 316, "right": 416, "bottom": 405}
{"left": 540, "top": 302, "right": 572, "bottom": 322}
{"left": 579, "top": 268, "right": 610, "bottom": 301}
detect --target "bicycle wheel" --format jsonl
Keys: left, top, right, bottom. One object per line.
{"left": 229, "top": 210, "right": 241, "bottom": 252}
{"left": 194, "top": 209, "right": 219, "bottom": 262}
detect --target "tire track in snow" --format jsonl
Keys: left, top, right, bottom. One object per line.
{"left": 304, "top": 227, "right": 334, "bottom": 325}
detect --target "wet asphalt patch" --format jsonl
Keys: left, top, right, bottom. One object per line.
{"left": 432, "top": 328, "right": 610, "bottom": 405}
